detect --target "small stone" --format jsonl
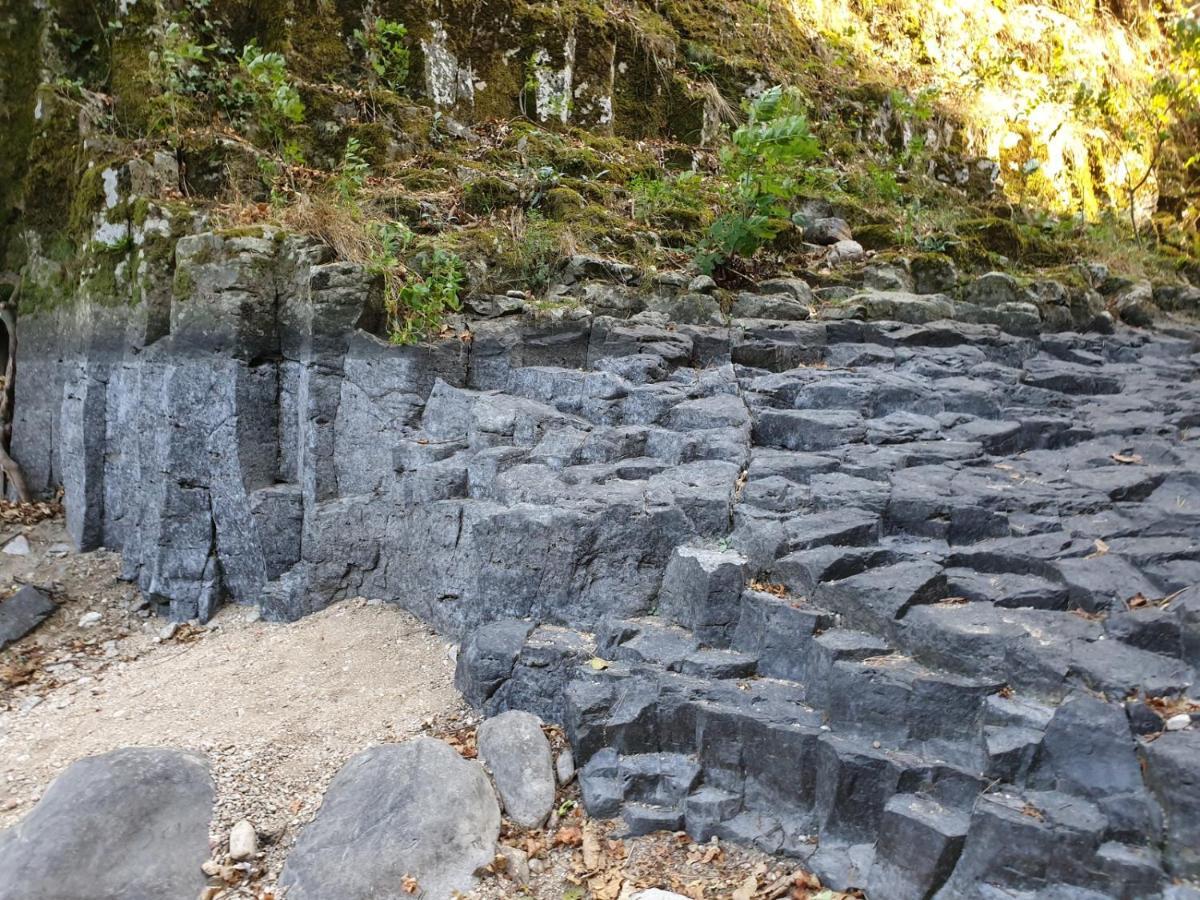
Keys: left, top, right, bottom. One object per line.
{"left": 45, "top": 543, "right": 71, "bottom": 557}
{"left": 3, "top": 535, "right": 30, "bottom": 556}
{"left": 556, "top": 749, "right": 576, "bottom": 785}
{"left": 528, "top": 857, "right": 545, "bottom": 875}
{"left": 826, "top": 239, "right": 865, "bottom": 265}
{"left": 244, "top": 607, "right": 262, "bottom": 623}
{"left": 229, "top": 820, "right": 257, "bottom": 860}
{"left": 201, "top": 860, "right": 222, "bottom": 877}
{"left": 77, "top": 611, "right": 102, "bottom": 628}
{"left": 1165, "top": 713, "right": 1192, "bottom": 732}
{"left": 496, "top": 844, "right": 530, "bottom": 886}
{"left": 158, "top": 622, "right": 179, "bottom": 642}
{"left": 688, "top": 274, "right": 717, "bottom": 294}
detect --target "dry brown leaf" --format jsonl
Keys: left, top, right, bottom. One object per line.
{"left": 1085, "top": 538, "right": 1110, "bottom": 559}
{"left": 732, "top": 874, "right": 758, "bottom": 900}
{"left": 555, "top": 825, "right": 584, "bottom": 847}
{"left": 582, "top": 821, "right": 604, "bottom": 871}
{"left": 1111, "top": 452, "right": 1143, "bottom": 465}
{"left": 401, "top": 874, "right": 419, "bottom": 894}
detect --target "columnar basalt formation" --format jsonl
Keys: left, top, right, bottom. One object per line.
{"left": 11, "top": 233, "right": 1200, "bottom": 897}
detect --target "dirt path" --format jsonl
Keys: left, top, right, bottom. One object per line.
{"left": 0, "top": 518, "right": 464, "bottom": 882}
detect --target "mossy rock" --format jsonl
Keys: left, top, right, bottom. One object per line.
{"left": 462, "top": 176, "right": 522, "bottom": 214}
{"left": 959, "top": 217, "right": 1058, "bottom": 265}
{"left": 853, "top": 223, "right": 900, "bottom": 251}
{"left": 542, "top": 186, "right": 586, "bottom": 219}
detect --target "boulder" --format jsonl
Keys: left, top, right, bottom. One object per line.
{"left": 0, "top": 748, "right": 213, "bottom": 900}
{"left": 0, "top": 585, "right": 55, "bottom": 650}
{"left": 280, "top": 738, "right": 500, "bottom": 900}
{"left": 965, "top": 271, "right": 1022, "bottom": 307}
{"left": 477, "top": 710, "right": 557, "bottom": 828}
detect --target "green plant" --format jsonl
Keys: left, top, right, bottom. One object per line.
{"left": 238, "top": 41, "right": 304, "bottom": 152}
{"left": 385, "top": 248, "right": 464, "bottom": 345}
{"left": 630, "top": 171, "right": 704, "bottom": 223}
{"left": 333, "top": 136, "right": 370, "bottom": 205}
{"left": 695, "top": 86, "right": 821, "bottom": 272}
{"left": 147, "top": 19, "right": 214, "bottom": 140}
{"left": 354, "top": 17, "right": 410, "bottom": 93}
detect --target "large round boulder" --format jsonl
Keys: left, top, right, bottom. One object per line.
{"left": 280, "top": 737, "right": 501, "bottom": 900}
{"left": 0, "top": 747, "right": 213, "bottom": 900}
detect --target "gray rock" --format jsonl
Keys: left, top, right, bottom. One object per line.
{"left": 804, "top": 216, "right": 854, "bottom": 245}
{"left": 2, "top": 535, "right": 29, "bottom": 556}
{"left": 911, "top": 254, "right": 958, "bottom": 294}
{"left": 229, "top": 819, "right": 257, "bottom": 860}
{"left": 0, "top": 586, "right": 55, "bottom": 650}
{"left": 1115, "top": 282, "right": 1157, "bottom": 327}
{"left": 280, "top": 738, "right": 500, "bottom": 899}
{"left": 827, "top": 239, "right": 865, "bottom": 265}
{"left": 556, "top": 749, "right": 576, "bottom": 785}
{"left": 0, "top": 748, "right": 213, "bottom": 900}
{"left": 863, "top": 262, "right": 914, "bottom": 293}
{"left": 688, "top": 275, "right": 717, "bottom": 294}
{"left": 477, "top": 710, "right": 556, "bottom": 829}
{"left": 757, "top": 277, "right": 814, "bottom": 303}
{"left": 77, "top": 611, "right": 101, "bottom": 627}
{"left": 731, "top": 292, "right": 810, "bottom": 321}
{"left": 966, "top": 271, "right": 1023, "bottom": 307}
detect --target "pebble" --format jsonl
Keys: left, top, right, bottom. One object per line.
{"left": 229, "top": 819, "right": 258, "bottom": 860}
{"left": 157, "top": 622, "right": 179, "bottom": 642}
{"left": 77, "top": 611, "right": 102, "bottom": 628}
{"left": 244, "top": 607, "right": 262, "bottom": 624}
{"left": 497, "top": 844, "right": 530, "bottom": 886}
{"left": 555, "top": 749, "right": 575, "bottom": 785}
{"left": 3, "top": 535, "right": 30, "bottom": 556}
{"left": 1165, "top": 713, "right": 1192, "bottom": 732}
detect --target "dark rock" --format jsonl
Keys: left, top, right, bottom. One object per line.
{"left": 0, "top": 585, "right": 55, "bottom": 650}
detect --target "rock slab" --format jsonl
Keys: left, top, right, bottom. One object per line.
{"left": 0, "top": 585, "right": 55, "bottom": 649}
{"left": 0, "top": 747, "right": 213, "bottom": 900}
{"left": 279, "top": 737, "right": 500, "bottom": 900}
{"left": 477, "top": 710, "right": 557, "bottom": 828}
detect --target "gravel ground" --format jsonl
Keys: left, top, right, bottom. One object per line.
{"left": 0, "top": 518, "right": 845, "bottom": 900}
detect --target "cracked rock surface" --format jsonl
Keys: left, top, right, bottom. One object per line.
{"left": 11, "top": 234, "right": 1200, "bottom": 897}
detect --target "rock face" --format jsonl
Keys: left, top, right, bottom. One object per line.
{"left": 12, "top": 229, "right": 1200, "bottom": 898}
{"left": 0, "top": 748, "right": 213, "bottom": 900}
{"left": 0, "top": 585, "right": 55, "bottom": 649}
{"left": 279, "top": 738, "right": 500, "bottom": 900}
{"left": 477, "top": 710, "right": 557, "bottom": 828}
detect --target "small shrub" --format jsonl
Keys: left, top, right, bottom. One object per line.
{"left": 695, "top": 86, "right": 821, "bottom": 272}
{"left": 238, "top": 42, "right": 304, "bottom": 154}
{"left": 354, "top": 18, "right": 410, "bottom": 93}
{"left": 333, "top": 136, "right": 369, "bottom": 205}
{"left": 386, "top": 248, "right": 464, "bottom": 345}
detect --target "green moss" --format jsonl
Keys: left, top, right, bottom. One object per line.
{"left": 542, "top": 186, "right": 585, "bottom": 219}
{"left": 853, "top": 223, "right": 900, "bottom": 251}
{"left": 462, "top": 175, "right": 522, "bottom": 214}
{"left": 959, "top": 217, "right": 1058, "bottom": 266}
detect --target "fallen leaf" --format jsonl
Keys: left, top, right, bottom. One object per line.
{"left": 402, "top": 874, "right": 419, "bottom": 894}
{"left": 732, "top": 874, "right": 758, "bottom": 900}
{"left": 1111, "top": 452, "right": 1143, "bottom": 465}
{"left": 555, "top": 825, "right": 584, "bottom": 847}
{"left": 582, "top": 821, "right": 604, "bottom": 871}
{"left": 1085, "top": 538, "right": 1109, "bottom": 559}
{"left": 589, "top": 657, "right": 611, "bottom": 671}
